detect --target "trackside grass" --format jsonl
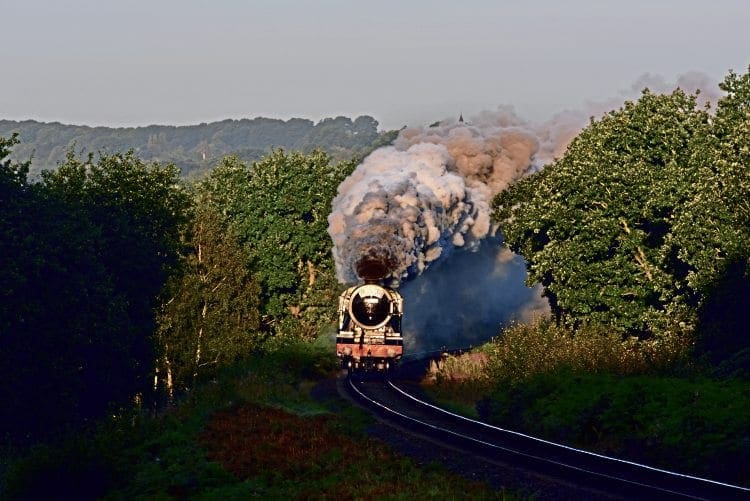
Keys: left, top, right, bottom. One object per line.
{"left": 2, "top": 341, "right": 519, "bottom": 499}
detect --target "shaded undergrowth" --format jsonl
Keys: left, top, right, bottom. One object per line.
{"left": 2, "top": 340, "right": 511, "bottom": 499}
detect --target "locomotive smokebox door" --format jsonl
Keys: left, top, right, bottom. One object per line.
{"left": 350, "top": 284, "right": 390, "bottom": 328}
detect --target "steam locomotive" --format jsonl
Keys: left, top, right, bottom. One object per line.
{"left": 335, "top": 282, "right": 403, "bottom": 372}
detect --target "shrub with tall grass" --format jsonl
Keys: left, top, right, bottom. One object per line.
{"left": 423, "top": 319, "right": 749, "bottom": 485}
{"left": 483, "top": 319, "right": 691, "bottom": 385}
{"left": 425, "top": 318, "right": 692, "bottom": 411}
{"left": 423, "top": 351, "right": 493, "bottom": 417}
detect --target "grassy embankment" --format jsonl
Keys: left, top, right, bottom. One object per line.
{"left": 423, "top": 320, "right": 750, "bottom": 486}
{"left": 2, "top": 338, "right": 517, "bottom": 500}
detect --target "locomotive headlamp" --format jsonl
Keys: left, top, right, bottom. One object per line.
{"left": 363, "top": 296, "right": 379, "bottom": 313}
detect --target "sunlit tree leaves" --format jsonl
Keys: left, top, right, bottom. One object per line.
{"left": 495, "top": 89, "right": 710, "bottom": 337}
{"left": 156, "top": 181, "right": 262, "bottom": 392}
{"left": 228, "top": 149, "right": 356, "bottom": 337}
{"left": 496, "top": 66, "right": 750, "bottom": 354}
{"left": 670, "top": 67, "right": 750, "bottom": 366}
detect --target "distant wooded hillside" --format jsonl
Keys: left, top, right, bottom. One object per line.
{"left": 0, "top": 115, "right": 398, "bottom": 178}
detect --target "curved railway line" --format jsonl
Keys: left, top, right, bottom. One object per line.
{"left": 341, "top": 372, "right": 749, "bottom": 500}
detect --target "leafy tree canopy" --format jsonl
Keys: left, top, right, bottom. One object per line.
{"left": 200, "top": 150, "right": 356, "bottom": 337}
{"left": 670, "top": 68, "right": 750, "bottom": 366}
{"left": 494, "top": 88, "right": 710, "bottom": 337}
{"left": 156, "top": 183, "right": 262, "bottom": 391}
{"left": 671, "top": 68, "right": 750, "bottom": 295}
{"left": 1, "top": 144, "right": 189, "bottom": 443}
{"left": 495, "top": 66, "right": 750, "bottom": 345}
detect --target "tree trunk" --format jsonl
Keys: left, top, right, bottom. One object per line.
{"left": 194, "top": 301, "right": 207, "bottom": 381}
{"left": 164, "top": 352, "right": 174, "bottom": 401}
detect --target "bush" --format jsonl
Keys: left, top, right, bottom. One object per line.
{"left": 477, "top": 371, "right": 750, "bottom": 484}
{"left": 483, "top": 319, "right": 691, "bottom": 385}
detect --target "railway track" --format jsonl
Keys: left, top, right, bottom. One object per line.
{"left": 342, "top": 373, "right": 749, "bottom": 500}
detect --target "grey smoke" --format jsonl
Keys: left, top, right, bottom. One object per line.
{"left": 328, "top": 143, "right": 494, "bottom": 285}
{"left": 400, "top": 236, "right": 549, "bottom": 355}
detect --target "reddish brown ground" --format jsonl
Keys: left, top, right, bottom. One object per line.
{"left": 201, "top": 404, "right": 386, "bottom": 479}
{"left": 199, "top": 400, "right": 563, "bottom": 498}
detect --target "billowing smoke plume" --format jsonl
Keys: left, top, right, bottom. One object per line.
{"left": 328, "top": 108, "right": 545, "bottom": 285}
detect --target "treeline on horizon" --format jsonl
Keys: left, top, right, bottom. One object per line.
{"left": 0, "top": 114, "right": 398, "bottom": 179}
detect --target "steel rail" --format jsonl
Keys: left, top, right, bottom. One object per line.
{"left": 388, "top": 379, "right": 750, "bottom": 496}
{"left": 347, "top": 375, "right": 748, "bottom": 499}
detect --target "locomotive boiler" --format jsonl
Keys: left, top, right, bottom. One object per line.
{"left": 336, "top": 282, "right": 403, "bottom": 372}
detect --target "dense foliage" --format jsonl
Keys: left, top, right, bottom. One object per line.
{"left": 1, "top": 140, "right": 189, "bottom": 444}
{"left": 156, "top": 183, "right": 263, "bottom": 392}
{"left": 154, "top": 150, "right": 356, "bottom": 392}
{"left": 671, "top": 69, "right": 750, "bottom": 367}
{"left": 1, "top": 124, "right": 360, "bottom": 444}
{"left": 0, "top": 115, "right": 392, "bottom": 179}
{"left": 238, "top": 150, "right": 356, "bottom": 333}
{"left": 495, "top": 90, "right": 708, "bottom": 337}
{"left": 202, "top": 150, "right": 356, "bottom": 337}
{"left": 494, "top": 66, "right": 750, "bottom": 353}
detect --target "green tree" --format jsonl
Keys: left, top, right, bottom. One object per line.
{"left": 671, "top": 68, "right": 750, "bottom": 296}
{"left": 670, "top": 67, "right": 750, "bottom": 367}
{"left": 40, "top": 150, "right": 189, "bottom": 415}
{"left": 1, "top": 142, "right": 189, "bottom": 443}
{"left": 156, "top": 182, "right": 262, "bottom": 392}
{"left": 2, "top": 135, "right": 120, "bottom": 441}
{"left": 494, "top": 89, "right": 711, "bottom": 337}
{"left": 202, "top": 150, "right": 355, "bottom": 338}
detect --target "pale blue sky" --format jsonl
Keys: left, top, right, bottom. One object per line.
{"left": 2, "top": 0, "right": 748, "bottom": 130}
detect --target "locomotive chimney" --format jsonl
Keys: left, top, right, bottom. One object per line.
{"left": 355, "top": 252, "right": 396, "bottom": 284}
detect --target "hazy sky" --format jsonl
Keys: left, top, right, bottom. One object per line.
{"left": 2, "top": 0, "right": 749, "bottom": 130}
